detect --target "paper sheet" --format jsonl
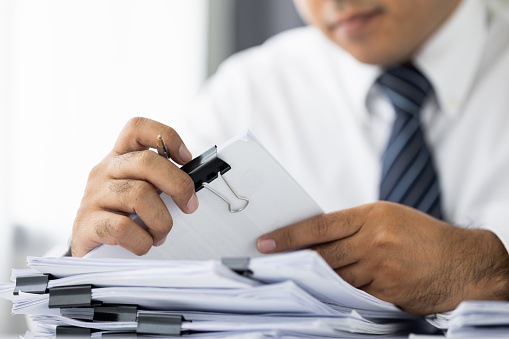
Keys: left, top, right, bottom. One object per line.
{"left": 86, "top": 130, "right": 323, "bottom": 260}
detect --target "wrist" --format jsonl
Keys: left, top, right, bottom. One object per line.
{"left": 461, "top": 229, "right": 509, "bottom": 302}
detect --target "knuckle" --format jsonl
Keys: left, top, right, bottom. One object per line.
{"left": 342, "top": 209, "right": 362, "bottom": 232}
{"left": 280, "top": 229, "right": 295, "bottom": 249}
{"left": 108, "top": 152, "right": 133, "bottom": 173}
{"left": 79, "top": 186, "right": 97, "bottom": 208}
{"left": 334, "top": 242, "right": 349, "bottom": 263}
{"left": 107, "top": 180, "right": 135, "bottom": 211}
{"left": 317, "top": 241, "right": 348, "bottom": 266}
{"left": 137, "top": 149, "right": 157, "bottom": 168}
{"left": 375, "top": 260, "right": 402, "bottom": 280}
{"left": 72, "top": 211, "right": 88, "bottom": 234}
{"left": 115, "top": 117, "right": 152, "bottom": 155}
{"left": 88, "top": 162, "right": 105, "bottom": 180}
{"left": 164, "top": 126, "right": 177, "bottom": 139}
{"left": 379, "top": 283, "right": 402, "bottom": 301}
{"left": 371, "top": 200, "right": 395, "bottom": 216}
{"left": 341, "top": 270, "right": 359, "bottom": 287}
{"left": 311, "top": 216, "right": 330, "bottom": 240}
{"left": 372, "top": 226, "right": 395, "bottom": 249}
{"left": 154, "top": 206, "right": 173, "bottom": 230}
{"left": 111, "top": 217, "right": 132, "bottom": 240}
{"left": 126, "top": 116, "right": 147, "bottom": 132}
{"left": 131, "top": 180, "right": 153, "bottom": 200}
{"left": 122, "top": 117, "right": 150, "bottom": 149}
{"left": 174, "top": 173, "right": 194, "bottom": 196}
{"left": 94, "top": 218, "right": 114, "bottom": 239}
{"left": 123, "top": 117, "right": 143, "bottom": 142}
{"left": 109, "top": 179, "right": 134, "bottom": 195}
{"left": 368, "top": 202, "right": 399, "bottom": 248}
{"left": 83, "top": 163, "right": 108, "bottom": 197}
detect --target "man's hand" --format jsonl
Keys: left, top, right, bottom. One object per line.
{"left": 72, "top": 117, "right": 198, "bottom": 257}
{"left": 257, "top": 201, "right": 509, "bottom": 315}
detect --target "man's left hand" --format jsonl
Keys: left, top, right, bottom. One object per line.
{"left": 257, "top": 201, "right": 509, "bottom": 315}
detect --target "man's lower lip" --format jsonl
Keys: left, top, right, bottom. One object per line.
{"left": 335, "top": 12, "right": 380, "bottom": 38}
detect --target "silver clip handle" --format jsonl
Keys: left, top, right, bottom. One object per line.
{"left": 201, "top": 172, "right": 249, "bottom": 213}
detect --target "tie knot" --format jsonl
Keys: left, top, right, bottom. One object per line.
{"left": 377, "top": 63, "right": 433, "bottom": 117}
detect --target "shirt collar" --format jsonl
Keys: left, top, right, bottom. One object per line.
{"left": 317, "top": 0, "right": 488, "bottom": 123}
{"left": 415, "top": 0, "right": 488, "bottom": 118}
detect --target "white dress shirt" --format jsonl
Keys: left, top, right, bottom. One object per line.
{"left": 176, "top": 0, "right": 509, "bottom": 250}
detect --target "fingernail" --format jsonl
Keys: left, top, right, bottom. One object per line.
{"left": 179, "top": 144, "right": 192, "bottom": 163}
{"left": 156, "top": 236, "right": 167, "bottom": 247}
{"left": 187, "top": 193, "right": 199, "bottom": 213}
{"left": 257, "top": 238, "right": 276, "bottom": 253}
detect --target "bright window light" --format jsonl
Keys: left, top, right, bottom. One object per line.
{"left": 2, "top": 0, "right": 208, "bottom": 256}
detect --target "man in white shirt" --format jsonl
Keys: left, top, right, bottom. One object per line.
{"left": 71, "top": 0, "right": 509, "bottom": 315}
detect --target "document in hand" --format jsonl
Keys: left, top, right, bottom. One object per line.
{"left": 86, "top": 130, "right": 323, "bottom": 260}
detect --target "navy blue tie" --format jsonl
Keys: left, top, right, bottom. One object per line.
{"left": 377, "top": 63, "right": 443, "bottom": 219}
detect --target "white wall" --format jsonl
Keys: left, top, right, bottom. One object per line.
{"left": 0, "top": 0, "right": 208, "bottom": 334}
{"left": 0, "top": 0, "right": 14, "bottom": 330}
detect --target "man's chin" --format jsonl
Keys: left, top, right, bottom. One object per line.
{"left": 337, "top": 43, "right": 412, "bottom": 66}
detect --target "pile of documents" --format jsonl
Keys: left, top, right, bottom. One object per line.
{"left": 425, "top": 300, "right": 509, "bottom": 338}
{"left": 1, "top": 250, "right": 432, "bottom": 338}
{"left": 3, "top": 249, "right": 505, "bottom": 338}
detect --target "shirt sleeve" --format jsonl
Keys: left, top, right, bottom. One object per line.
{"left": 478, "top": 202, "right": 509, "bottom": 254}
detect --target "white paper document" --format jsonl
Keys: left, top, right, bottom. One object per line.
{"left": 444, "top": 301, "right": 509, "bottom": 338}
{"left": 21, "top": 250, "right": 403, "bottom": 318}
{"left": 11, "top": 253, "right": 405, "bottom": 322}
{"left": 26, "top": 311, "right": 405, "bottom": 337}
{"left": 23, "top": 257, "right": 258, "bottom": 287}
{"left": 12, "top": 281, "right": 338, "bottom": 316}
{"left": 86, "top": 130, "right": 323, "bottom": 260}
{"left": 4, "top": 251, "right": 435, "bottom": 337}
{"left": 26, "top": 314, "right": 412, "bottom": 339}
{"left": 249, "top": 250, "right": 407, "bottom": 318}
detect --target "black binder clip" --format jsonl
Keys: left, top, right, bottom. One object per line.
{"left": 56, "top": 326, "right": 92, "bottom": 337}
{"left": 93, "top": 304, "right": 138, "bottom": 322}
{"left": 221, "top": 257, "right": 253, "bottom": 277}
{"left": 181, "top": 146, "right": 249, "bottom": 213}
{"left": 60, "top": 307, "right": 94, "bottom": 321}
{"left": 136, "top": 313, "right": 184, "bottom": 336}
{"left": 13, "top": 274, "right": 49, "bottom": 295}
{"left": 49, "top": 284, "right": 95, "bottom": 309}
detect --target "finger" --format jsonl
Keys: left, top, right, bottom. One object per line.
{"left": 311, "top": 236, "right": 362, "bottom": 269}
{"left": 113, "top": 117, "right": 192, "bottom": 165}
{"left": 72, "top": 210, "right": 154, "bottom": 257}
{"left": 107, "top": 150, "right": 198, "bottom": 214}
{"left": 334, "top": 262, "right": 374, "bottom": 289}
{"left": 96, "top": 179, "right": 173, "bottom": 246}
{"left": 257, "top": 206, "right": 368, "bottom": 253}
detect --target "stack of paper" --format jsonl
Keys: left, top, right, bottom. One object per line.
{"left": 25, "top": 311, "right": 406, "bottom": 338}
{"left": 23, "top": 250, "right": 407, "bottom": 319}
{"left": 0, "top": 250, "right": 428, "bottom": 338}
{"left": 431, "top": 301, "right": 509, "bottom": 338}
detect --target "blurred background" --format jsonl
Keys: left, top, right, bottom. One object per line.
{"left": 0, "top": 0, "right": 303, "bottom": 335}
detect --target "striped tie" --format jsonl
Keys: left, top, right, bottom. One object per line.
{"left": 377, "top": 63, "right": 443, "bottom": 219}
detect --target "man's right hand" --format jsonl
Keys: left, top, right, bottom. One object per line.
{"left": 71, "top": 117, "right": 198, "bottom": 257}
